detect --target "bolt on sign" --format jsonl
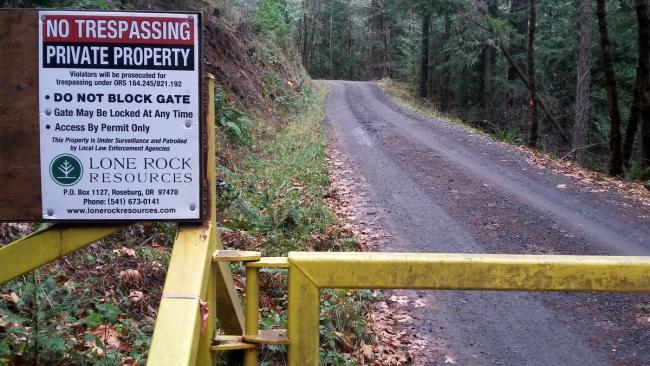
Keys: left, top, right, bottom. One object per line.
{"left": 38, "top": 11, "right": 201, "bottom": 220}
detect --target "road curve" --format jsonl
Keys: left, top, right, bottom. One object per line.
{"left": 324, "top": 80, "right": 650, "bottom": 365}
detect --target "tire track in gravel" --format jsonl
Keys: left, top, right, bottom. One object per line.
{"left": 323, "top": 80, "right": 650, "bottom": 365}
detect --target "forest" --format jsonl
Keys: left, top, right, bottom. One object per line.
{"left": 4, "top": 0, "right": 649, "bottom": 179}
{"left": 286, "top": 0, "right": 649, "bottom": 180}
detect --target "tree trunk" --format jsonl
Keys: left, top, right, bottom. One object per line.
{"left": 382, "top": 14, "right": 391, "bottom": 77}
{"left": 369, "top": 0, "right": 388, "bottom": 79}
{"left": 498, "top": 44, "right": 570, "bottom": 143}
{"left": 642, "top": 84, "right": 650, "bottom": 168}
{"left": 527, "top": 0, "right": 539, "bottom": 148}
{"left": 481, "top": 0, "right": 497, "bottom": 120}
{"left": 304, "top": 1, "right": 322, "bottom": 69}
{"left": 482, "top": 45, "right": 493, "bottom": 118}
{"left": 572, "top": 0, "right": 592, "bottom": 162}
{"left": 624, "top": 63, "right": 643, "bottom": 166}
{"left": 440, "top": 15, "right": 451, "bottom": 109}
{"left": 596, "top": 0, "right": 624, "bottom": 176}
{"left": 642, "top": 88, "right": 650, "bottom": 168}
{"left": 419, "top": 13, "right": 431, "bottom": 98}
{"left": 625, "top": 0, "right": 650, "bottom": 168}
{"left": 508, "top": 0, "right": 528, "bottom": 81}
{"left": 329, "top": 4, "right": 333, "bottom": 76}
{"left": 347, "top": 13, "right": 354, "bottom": 79}
{"left": 301, "top": 1, "right": 309, "bottom": 65}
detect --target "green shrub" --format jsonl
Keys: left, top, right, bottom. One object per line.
{"left": 625, "top": 160, "right": 650, "bottom": 182}
{"left": 262, "top": 72, "right": 299, "bottom": 113}
{"left": 253, "top": 0, "right": 291, "bottom": 47}
{"left": 494, "top": 127, "right": 522, "bottom": 144}
{"left": 319, "top": 289, "right": 375, "bottom": 365}
{"left": 0, "top": 273, "right": 132, "bottom": 364}
{"left": 214, "top": 86, "right": 252, "bottom": 146}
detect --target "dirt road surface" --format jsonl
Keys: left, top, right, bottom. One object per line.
{"left": 324, "top": 80, "right": 650, "bottom": 365}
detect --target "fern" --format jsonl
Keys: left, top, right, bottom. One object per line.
{"left": 214, "top": 86, "right": 252, "bottom": 146}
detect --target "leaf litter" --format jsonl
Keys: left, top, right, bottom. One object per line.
{"left": 326, "top": 147, "right": 442, "bottom": 365}
{"left": 518, "top": 146, "right": 650, "bottom": 205}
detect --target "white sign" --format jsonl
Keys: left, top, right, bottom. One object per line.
{"left": 39, "top": 11, "right": 201, "bottom": 220}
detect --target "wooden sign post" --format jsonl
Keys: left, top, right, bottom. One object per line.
{"left": 0, "top": 10, "right": 41, "bottom": 220}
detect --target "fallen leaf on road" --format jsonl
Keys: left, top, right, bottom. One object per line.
{"left": 361, "top": 343, "right": 375, "bottom": 358}
{"left": 389, "top": 296, "right": 409, "bottom": 306}
{"left": 484, "top": 222, "right": 499, "bottom": 230}
{"left": 414, "top": 299, "right": 427, "bottom": 308}
{"left": 444, "top": 355, "right": 457, "bottom": 364}
{"left": 396, "top": 314, "right": 413, "bottom": 323}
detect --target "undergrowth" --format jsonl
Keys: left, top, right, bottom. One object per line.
{"left": 219, "top": 84, "right": 336, "bottom": 255}
{"left": 217, "top": 83, "right": 371, "bottom": 365}
{"left": 215, "top": 86, "right": 252, "bottom": 147}
{"left": 494, "top": 127, "right": 523, "bottom": 144}
{"left": 625, "top": 161, "right": 650, "bottom": 182}
{"left": 0, "top": 223, "right": 175, "bottom": 365}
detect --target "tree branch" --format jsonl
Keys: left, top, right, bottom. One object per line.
{"left": 497, "top": 43, "right": 570, "bottom": 143}
{"left": 468, "top": 4, "right": 570, "bottom": 144}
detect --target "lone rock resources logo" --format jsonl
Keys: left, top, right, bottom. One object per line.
{"left": 49, "top": 154, "right": 83, "bottom": 186}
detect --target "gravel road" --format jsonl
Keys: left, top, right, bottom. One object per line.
{"left": 324, "top": 80, "right": 650, "bottom": 365}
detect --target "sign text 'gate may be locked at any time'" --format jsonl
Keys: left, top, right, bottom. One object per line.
{"left": 38, "top": 11, "right": 201, "bottom": 220}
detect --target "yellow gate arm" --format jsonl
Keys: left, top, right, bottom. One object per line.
{"left": 0, "top": 224, "right": 124, "bottom": 284}
{"left": 288, "top": 252, "right": 650, "bottom": 365}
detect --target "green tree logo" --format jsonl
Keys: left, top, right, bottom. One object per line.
{"left": 49, "top": 154, "right": 83, "bottom": 186}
